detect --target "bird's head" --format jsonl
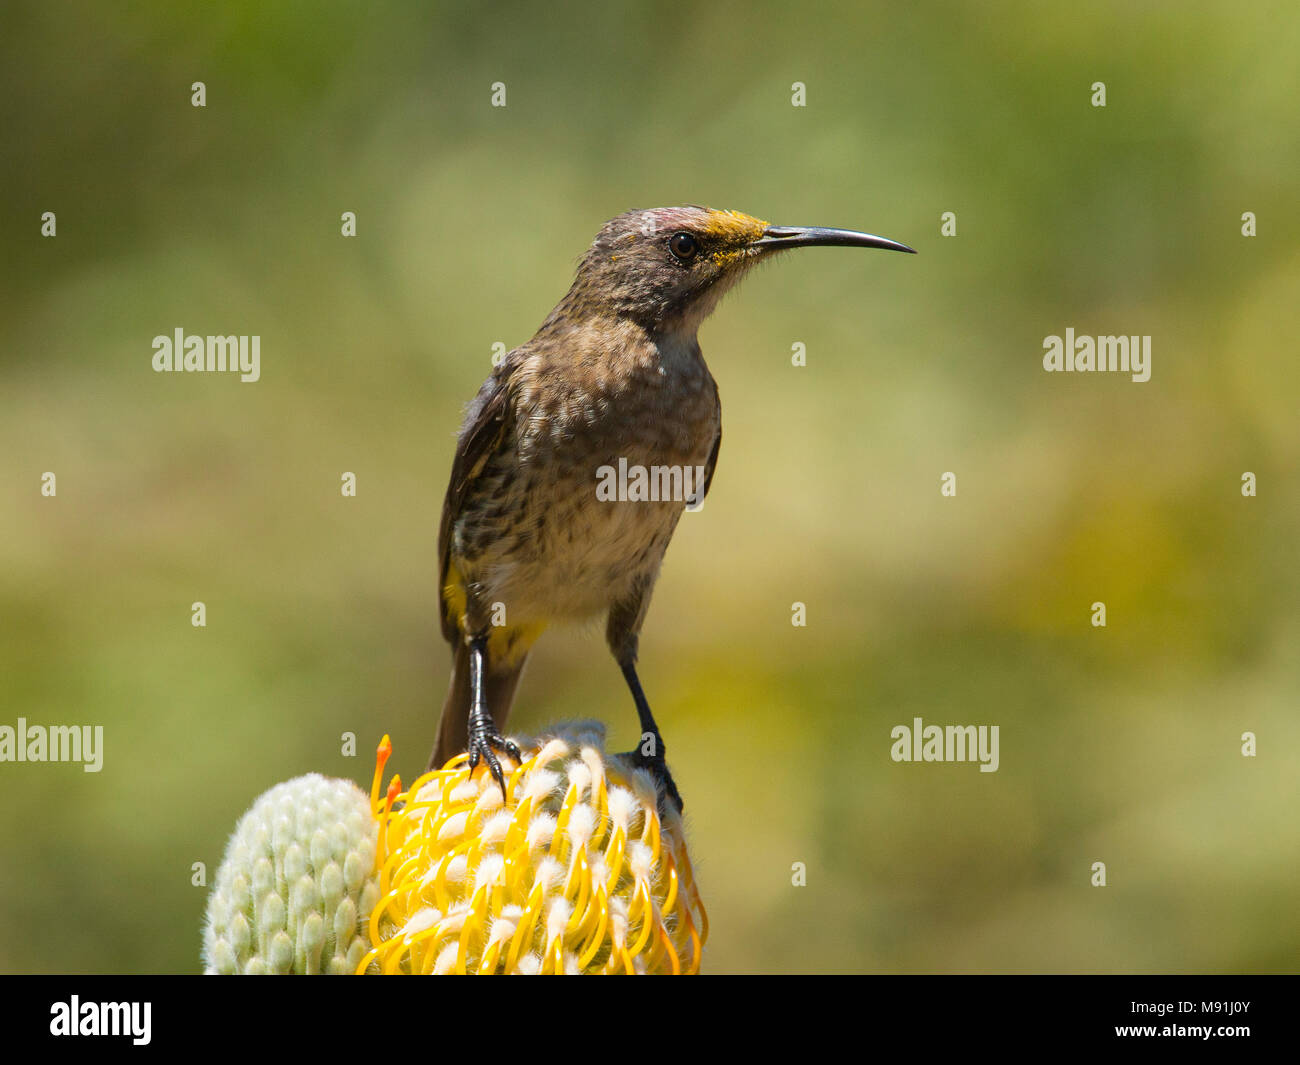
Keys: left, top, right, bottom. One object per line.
{"left": 557, "top": 205, "right": 914, "bottom": 332}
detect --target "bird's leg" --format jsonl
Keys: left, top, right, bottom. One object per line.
{"left": 465, "top": 632, "right": 520, "bottom": 801}
{"left": 608, "top": 589, "right": 684, "bottom": 813}
{"left": 620, "top": 661, "right": 684, "bottom": 814}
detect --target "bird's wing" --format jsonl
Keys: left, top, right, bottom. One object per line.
{"left": 700, "top": 422, "right": 721, "bottom": 501}
{"left": 438, "top": 366, "right": 514, "bottom": 644}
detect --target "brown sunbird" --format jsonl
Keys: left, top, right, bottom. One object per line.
{"left": 430, "top": 206, "right": 914, "bottom": 808}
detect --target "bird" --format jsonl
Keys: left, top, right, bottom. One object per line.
{"left": 429, "top": 206, "right": 915, "bottom": 809}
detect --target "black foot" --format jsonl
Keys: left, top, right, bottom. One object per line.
{"left": 623, "top": 749, "right": 684, "bottom": 815}
{"left": 468, "top": 717, "right": 520, "bottom": 801}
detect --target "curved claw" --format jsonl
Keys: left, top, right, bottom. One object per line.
{"left": 468, "top": 727, "right": 519, "bottom": 802}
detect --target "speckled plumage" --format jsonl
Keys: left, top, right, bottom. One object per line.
{"left": 452, "top": 318, "right": 719, "bottom": 625}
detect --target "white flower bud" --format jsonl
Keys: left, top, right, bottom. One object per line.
{"left": 202, "top": 774, "right": 378, "bottom": 975}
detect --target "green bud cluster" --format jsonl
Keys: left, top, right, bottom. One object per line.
{"left": 203, "top": 774, "right": 379, "bottom": 974}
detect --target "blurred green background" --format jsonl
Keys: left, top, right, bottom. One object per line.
{"left": 1, "top": 0, "right": 1297, "bottom": 974}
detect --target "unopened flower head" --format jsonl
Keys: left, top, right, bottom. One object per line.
{"left": 359, "top": 721, "right": 707, "bottom": 974}
{"left": 203, "top": 773, "right": 379, "bottom": 975}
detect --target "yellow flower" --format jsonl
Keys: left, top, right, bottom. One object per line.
{"left": 359, "top": 722, "right": 707, "bottom": 974}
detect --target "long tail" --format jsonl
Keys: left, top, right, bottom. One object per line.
{"left": 429, "top": 641, "right": 529, "bottom": 771}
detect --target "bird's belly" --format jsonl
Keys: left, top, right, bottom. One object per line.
{"left": 452, "top": 368, "right": 718, "bottom": 627}
{"left": 466, "top": 479, "right": 687, "bottom": 623}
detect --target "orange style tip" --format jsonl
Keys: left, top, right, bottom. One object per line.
{"left": 378, "top": 734, "right": 392, "bottom": 759}
{"left": 386, "top": 776, "right": 402, "bottom": 805}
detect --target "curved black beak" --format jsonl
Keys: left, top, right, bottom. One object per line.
{"left": 752, "top": 225, "right": 916, "bottom": 254}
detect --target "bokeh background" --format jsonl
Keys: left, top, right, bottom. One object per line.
{"left": 1, "top": 1, "right": 1296, "bottom": 974}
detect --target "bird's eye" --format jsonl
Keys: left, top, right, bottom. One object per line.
{"left": 668, "top": 232, "right": 699, "bottom": 261}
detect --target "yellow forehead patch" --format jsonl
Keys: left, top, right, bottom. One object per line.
{"left": 701, "top": 209, "right": 769, "bottom": 245}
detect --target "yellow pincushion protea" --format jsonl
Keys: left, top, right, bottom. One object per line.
{"left": 358, "top": 721, "right": 707, "bottom": 974}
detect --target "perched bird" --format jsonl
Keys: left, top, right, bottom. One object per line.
{"left": 431, "top": 206, "right": 914, "bottom": 808}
